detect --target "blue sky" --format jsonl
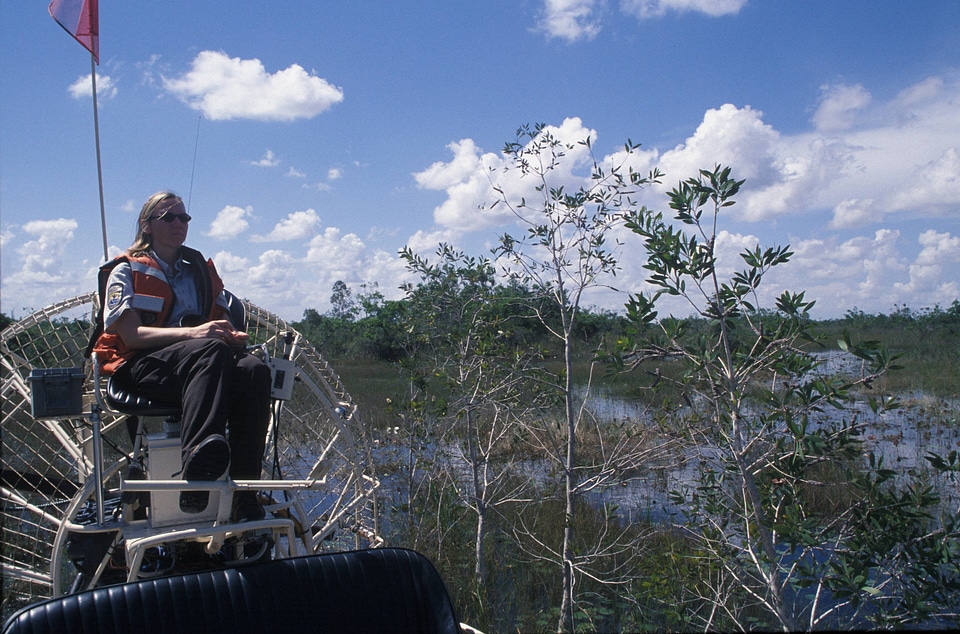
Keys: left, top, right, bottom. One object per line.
{"left": 2, "top": 0, "right": 959, "bottom": 322}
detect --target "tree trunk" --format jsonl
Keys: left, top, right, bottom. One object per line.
{"left": 558, "top": 334, "right": 576, "bottom": 634}
{"left": 467, "top": 409, "right": 487, "bottom": 587}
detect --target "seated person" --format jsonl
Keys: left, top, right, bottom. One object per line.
{"left": 92, "top": 191, "right": 270, "bottom": 522}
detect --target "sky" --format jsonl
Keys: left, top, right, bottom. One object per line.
{"left": 2, "top": 0, "right": 959, "bottom": 323}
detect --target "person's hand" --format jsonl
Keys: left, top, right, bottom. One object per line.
{"left": 191, "top": 319, "right": 250, "bottom": 349}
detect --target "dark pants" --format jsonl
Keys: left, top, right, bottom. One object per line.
{"left": 116, "top": 338, "right": 272, "bottom": 480}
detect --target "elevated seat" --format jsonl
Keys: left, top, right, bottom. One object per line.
{"left": 2, "top": 548, "right": 463, "bottom": 634}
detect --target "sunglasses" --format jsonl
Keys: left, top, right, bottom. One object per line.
{"left": 149, "top": 212, "right": 192, "bottom": 224}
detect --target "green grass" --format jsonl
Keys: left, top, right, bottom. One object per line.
{"left": 815, "top": 321, "right": 960, "bottom": 398}
{"left": 331, "top": 359, "right": 408, "bottom": 430}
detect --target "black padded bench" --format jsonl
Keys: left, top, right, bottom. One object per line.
{"left": 2, "top": 548, "right": 462, "bottom": 634}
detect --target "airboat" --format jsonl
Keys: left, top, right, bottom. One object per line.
{"left": 1, "top": 293, "right": 385, "bottom": 621}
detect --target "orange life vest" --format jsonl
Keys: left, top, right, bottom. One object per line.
{"left": 91, "top": 247, "right": 225, "bottom": 374}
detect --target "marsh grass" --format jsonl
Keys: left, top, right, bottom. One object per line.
{"left": 797, "top": 458, "right": 865, "bottom": 518}
{"left": 332, "top": 360, "right": 407, "bottom": 430}
{"left": 815, "top": 321, "right": 960, "bottom": 398}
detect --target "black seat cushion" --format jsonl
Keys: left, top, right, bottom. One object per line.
{"left": 2, "top": 548, "right": 462, "bottom": 634}
{"left": 223, "top": 290, "right": 246, "bottom": 332}
{"left": 105, "top": 374, "right": 180, "bottom": 417}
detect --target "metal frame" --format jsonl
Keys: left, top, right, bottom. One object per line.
{"left": 1, "top": 294, "right": 381, "bottom": 618}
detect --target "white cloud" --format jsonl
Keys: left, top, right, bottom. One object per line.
{"left": 811, "top": 76, "right": 960, "bottom": 225}
{"left": 415, "top": 138, "right": 488, "bottom": 191}
{"left": 163, "top": 51, "right": 344, "bottom": 122}
{"left": 891, "top": 76, "right": 944, "bottom": 115}
{"left": 207, "top": 205, "right": 252, "bottom": 240}
{"left": 16, "top": 219, "right": 78, "bottom": 277}
{"left": 247, "top": 249, "right": 299, "bottom": 288}
{"left": 361, "top": 249, "right": 414, "bottom": 298}
{"left": 812, "top": 83, "right": 872, "bottom": 132}
{"left": 286, "top": 166, "right": 306, "bottom": 178}
{"left": 327, "top": 168, "right": 343, "bottom": 181}
{"left": 250, "top": 150, "right": 280, "bottom": 167}
{"left": 9, "top": 60, "right": 960, "bottom": 323}
{"left": 252, "top": 209, "right": 321, "bottom": 242}
{"left": 914, "top": 229, "right": 960, "bottom": 267}
{"left": 887, "top": 147, "right": 960, "bottom": 213}
{"left": 227, "top": 250, "right": 304, "bottom": 312}
{"left": 894, "top": 230, "right": 960, "bottom": 301}
{"left": 640, "top": 74, "right": 960, "bottom": 226}
{"left": 414, "top": 138, "right": 504, "bottom": 233}
{"left": 405, "top": 228, "right": 464, "bottom": 254}
{"left": 210, "top": 250, "right": 249, "bottom": 276}
{"left": 607, "top": 104, "right": 840, "bottom": 222}
{"left": 536, "top": 0, "right": 746, "bottom": 40}
{"left": 829, "top": 198, "right": 877, "bottom": 229}
{"left": 621, "top": 0, "right": 747, "bottom": 19}
{"left": 414, "top": 118, "right": 601, "bottom": 234}
{"left": 769, "top": 229, "right": 910, "bottom": 313}
{"left": 212, "top": 248, "right": 310, "bottom": 314}
{"left": 68, "top": 73, "right": 117, "bottom": 100}
{"left": 657, "top": 104, "right": 781, "bottom": 187}
{"left": 536, "top": 0, "right": 603, "bottom": 42}
{"left": 217, "top": 227, "right": 411, "bottom": 318}
{"left": 1, "top": 219, "right": 82, "bottom": 313}
{"left": 304, "top": 227, "right": 366, "bottom": 273}
{"left": 650, "top": 104, "right": 799, "bottom": 220}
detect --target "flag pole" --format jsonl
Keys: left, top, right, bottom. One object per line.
{"left": 90, "top": 54, "right": 108, "bottom": 262}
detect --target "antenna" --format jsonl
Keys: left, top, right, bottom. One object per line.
{"left": 187, "top": 115, "right": 202, "bottom": 212}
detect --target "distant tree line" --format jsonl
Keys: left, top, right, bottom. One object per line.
{"left": 839, "top": 300, "right": 960, "bottom": 329}
{"left": 2, "top": 291, "right": 955, "bottom": 353}
{"left": 292, "top": 279, "right": 629, "bottom": 363}
{"left": 289, "top": 289, "right": 960, "bottom": 365}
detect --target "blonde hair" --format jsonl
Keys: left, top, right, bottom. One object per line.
{"left": 128, "top": 191, "right": 182, "bottom": 256}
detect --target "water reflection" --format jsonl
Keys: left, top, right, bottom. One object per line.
{"left": 372, "top": 350, "right": 959, "bottom": 528}
{"left": 582, "top": 350, "right": 960, "bottom": 524}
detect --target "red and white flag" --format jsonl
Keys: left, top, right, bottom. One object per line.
{"left": 48, "top": 0, "right": 99, "bottom": 63}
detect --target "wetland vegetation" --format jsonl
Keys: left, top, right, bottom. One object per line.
{"left": 289, "top": 150, "right": 959, "bottom": 632}
{"left": 314, "top": 299, "right": 960, "bottom": 633}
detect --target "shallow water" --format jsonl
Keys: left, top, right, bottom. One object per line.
{"left": 374, "top": 350, "right": 960, "bottom": 527}
{"left": 581, "top": 351, "right": 960, "bottom": 523}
